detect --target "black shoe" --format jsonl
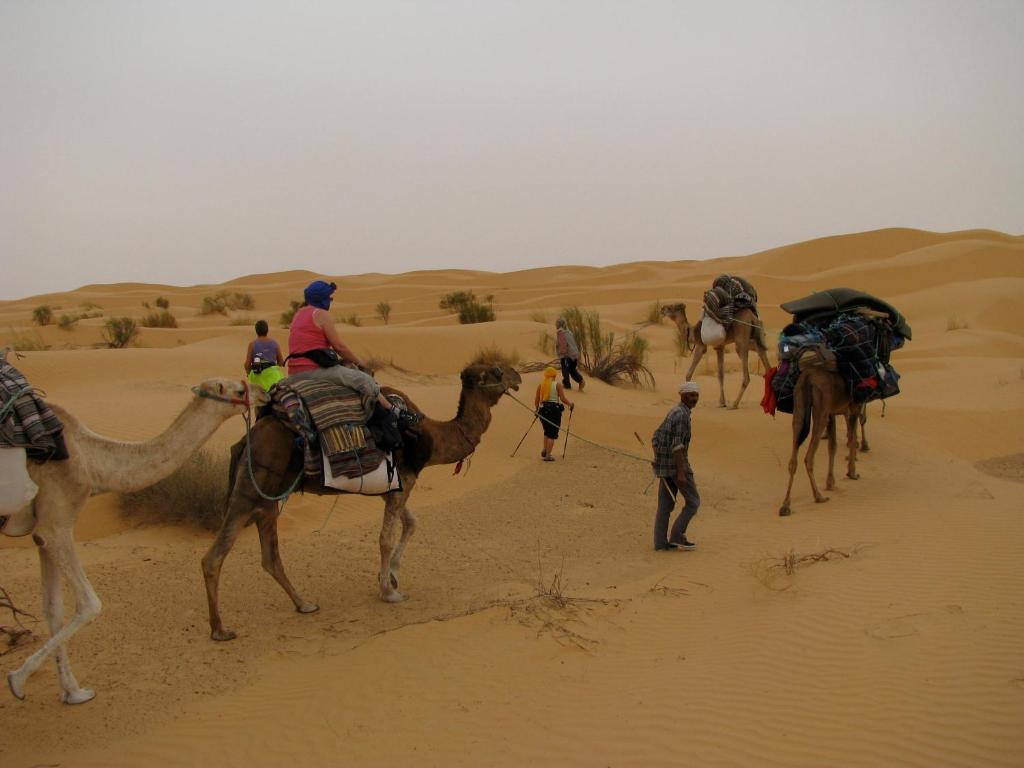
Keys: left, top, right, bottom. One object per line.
{"left": 669, "top": 537, "right": 696, "bottom": 550}
{"left": 656, "top": 542, "right": 684, "bottom": 551}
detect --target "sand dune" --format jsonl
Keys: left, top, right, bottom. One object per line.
{"left": 2, "top": 227, "right": 1023, "bottom": 767}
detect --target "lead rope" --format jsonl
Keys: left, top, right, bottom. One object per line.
{"left": 243, "top": 409, "right": 305, "bottom": 502}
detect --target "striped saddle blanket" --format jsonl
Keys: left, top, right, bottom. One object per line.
{"left": 270, "top": 378, "right": 384, "bottom": 479}
{"left": 0, "top": 353, "right": 67, "bottom": 461}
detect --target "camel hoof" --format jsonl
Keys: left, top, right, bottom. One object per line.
{"left": 779, "top": 506, "right": 791, "bottom": 517}
{"left": 7, "top": 671, "right": 25, "bottom": 701}
{"left": 211, "top": 628, "right": 238, "bottom": 642}
{"left": 814, "top": 496, "right": 830, "bottom": 504}
{"left": 62, "top": 687, "right": 96, "bottom": 705}
{"left": 381, "top": 591, "right": 406, "bottom": 604}
{"left": 296, "top": 602, "right": 320, "bottom": 614}
{"left": 847, "top": 473, "right": 860, "bottom": 480}
{"left": 860, "top": 444, "right": 870, "bottom": 452}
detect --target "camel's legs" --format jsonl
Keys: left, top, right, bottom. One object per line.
{"left": 779, "top": 378, "right": 810, "bottom": 516}
{"left": 859, "top": 405, "right": 870, "bottom": 452}
{"left": 8, "top": 527, "right": 100, "bottom": 704}
{"left": 256, "top": 510, "right": 318, "bottom": 615}
{"left": 202, "top": 506, "right": 250, "bottom": 641}
{"left": 378, "top": 496, "right": 404, "bottom": 603}
{"left": 731, "top": 341, "right": 751, "bottom": 409}
{"left": 684, "top": 342, "right": 706, "bottom": 381}
{"left": 715, "top": 346, "right": 726, "bottom": 407}
{"left": 825, "top": 416, "right": 838, "bottom": 491}
{"left": 846, "top": 410, "right": 861, "bottom": 480}
{"left": 387, "top": 473, "right": 418, "bottom": 586}
{"left": 804, "top": 391, "right": 830, "bottom": 504}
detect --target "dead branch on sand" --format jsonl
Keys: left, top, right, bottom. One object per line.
{"left": 1, "top": 586, "right": 36, "bottom": 654}
{"left": 753, "top": 547, "right": 862, "bottom": 592}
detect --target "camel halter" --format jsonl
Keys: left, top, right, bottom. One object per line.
{"left": 192, "top": 380, "right": 252, "bottom": 408}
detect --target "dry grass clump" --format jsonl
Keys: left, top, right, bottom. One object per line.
{"left": 102, "top": 317, "right": 139, "bottom": 348}
{"left": 528, "top": 310, "right": 548, "bottom": 324}
{"left": 155, "top": 296, "right": 170, "bottom": 309}
{"left": 1, "top": 586, "right": 35, "bottom": 655}
{"left": 439, "top": 291, "right": 495, "bottom": 324}
{"left": 560, "top": 306, "right": 655, "bottom": 388}
{"left": 341, "top": 314, "right": 362, "bottom": 326}
{"left": 470, "top": 344, "right": 521, "bottom": 369}
{"left": 375, "top": 302, "right": 392, "bottom": 324}
{"left": 946, "top": 315, "right": 969, "bottom": 331}
{"left": 280, "top": 300, "right": 302, "bottom": 328}
{"left": 6, "top": 329, "right": 48, "bottom": 351}
{"left": 57, "top": 314, "right": 78, "bottom": 330}
{"left": 31, "top": 306, "right": 53, "bottom": 326}
{"left": 200, "top": 291, "right": 255, "bottom": 315}
{"left": 141, "top": 310, "right": 178, "bottom": 328}
{"left": 119, "top": 449, "right": 230, "bottom": 531}
{"left": 643, "top": 301, "right": 663, "bottom": 326}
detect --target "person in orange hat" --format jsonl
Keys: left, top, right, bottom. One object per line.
{"left": 534, "top": 366, "right": 574, "bottom": 461}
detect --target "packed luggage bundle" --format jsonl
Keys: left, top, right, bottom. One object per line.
{"left": 702, "top": 274, "right": 759, "bottom": 328}
{"left": 768, "top": 289, "right": 909, "bottom": 415}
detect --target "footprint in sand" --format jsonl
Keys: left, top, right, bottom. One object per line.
{"left": 867, "top": 605, "right": 964, "bottom": 640}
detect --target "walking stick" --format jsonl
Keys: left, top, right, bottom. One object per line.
{"left": 511, "top": 414, "right": 538, "bottom": 457}
{"left": 561, "top": 406, "right": 574, "bottom": 458}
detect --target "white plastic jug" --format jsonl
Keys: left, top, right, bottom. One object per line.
{"left": 700, "top": 315, "right": 727, "bottom": 347}
{"left": 0, "top": 448, "right": 37, "bottom": 536}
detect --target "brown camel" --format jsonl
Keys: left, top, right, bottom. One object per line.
{"left": 778, "top": 365, "right": 863, "bottom": 516}
{"left": 661, "top": 303, "right": 771, "bottom": 409}
{"left": 201, "top": 363, "right": 522, "bottom": 642}
{"left": 6, "top": 379, "right": 265, "bottom": 704}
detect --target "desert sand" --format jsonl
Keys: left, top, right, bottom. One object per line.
{"left": 2, "top": 227, "right": 1023, "bottom": 767}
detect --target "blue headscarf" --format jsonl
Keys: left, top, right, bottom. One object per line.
{"left": 304, "top": 280, "right": 336, "bottom": 310}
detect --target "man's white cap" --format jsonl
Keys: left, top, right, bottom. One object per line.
{"left": 679, "top": 381, "right": 700, "bottom": 394}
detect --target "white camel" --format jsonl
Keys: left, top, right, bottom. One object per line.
{"left": 5, "top": 378, "right": 266, "bottom": 704}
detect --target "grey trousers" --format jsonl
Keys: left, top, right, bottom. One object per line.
{"left": 653, "top": 473, "right": 700, "bottom": 549}
{"left": 287, "top": 366, "right": 381, "bottom": 419}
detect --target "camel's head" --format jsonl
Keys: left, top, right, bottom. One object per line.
{"left": 660, "top": 303, "right": 688, "bottom": 321}
{"left": 193, "top": 378, "right": 271, "bottom": 411}
{"left": 459, "top": 364, "right": 522, "bottom": 398}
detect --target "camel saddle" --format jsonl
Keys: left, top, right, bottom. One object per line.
{"left": 0, "top": 353, "right": 68, "bottom": 462}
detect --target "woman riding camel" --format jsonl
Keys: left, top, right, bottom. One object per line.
{"left": 287, "top": 280, "right": 394, "bottom": 419}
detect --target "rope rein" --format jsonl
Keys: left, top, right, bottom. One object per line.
{"left": 506, "top": 392, "right": 651, "bottom": 464}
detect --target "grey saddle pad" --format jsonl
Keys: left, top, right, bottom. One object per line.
{"left": 780, "top": 288, "right": 912, "bottom": 340}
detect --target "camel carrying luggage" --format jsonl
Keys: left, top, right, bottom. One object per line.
{"left": 768, "top": 289, "right": 909, "bottom": 415}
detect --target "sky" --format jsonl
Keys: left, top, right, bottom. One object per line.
{"left": 2, "top": 0, "right": 1022, "bottom": 300}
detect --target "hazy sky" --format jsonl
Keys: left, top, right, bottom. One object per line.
{"left": 2, "top": 1, "right": 1022, "bottom": 300}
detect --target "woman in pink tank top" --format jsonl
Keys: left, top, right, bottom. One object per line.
{"left": 286, "top": 280, "right": 395, "bottom": 417}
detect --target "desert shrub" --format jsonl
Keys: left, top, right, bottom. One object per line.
{"left": 57, "top": 314, "right": 78, "bottom": 330}
{"left": 341, "top": 314, "right": 362, "bottom": 326}
{"left": 80, "top": 302, "right": 102, "bottom": 310}
{"left": 644, "top": 301, "right": 663, "bottom": 325}
{"left": 946, "top": 315, "right": 969, "bottom": 331}
{"left": 31, "top": 306, "right": 53, "bottom": 326}
{"left": 528, "top": 310, "right": 548, "bottom": 324}
{"left": 439, "top": 291, "right": 476, "bottom": 313}
{"left": 102, "top": 317, "right": 139, "bottom": 348}
{"left": 470, "top": 345, "right": 520, "bottom": 369}
{"left": 199, "top": 291, "right": 252, "bottom": 315}
{"left": 119, "top": 449, "right": 229, "bottom": 531}
{"left": 155, "top": 296, "right": 170, "bottom": 309}
{"left": 561, "top": 306, "right": 655, "bottom": 388}
{"left": 229, "top": 315, "right": 254, "bottom": 326}
{"left": 141, "top": 301, "right": 151, "bottom": 309}
{"left": 141, "top": 310, "right": 178, "bottom": 328}
{"left": 375, "top": 301, "right": 392, "bottom": 325}
{"left": 77, "top": 309, "right": 103, "bottom": 319}
{"left": 6, "top": 329, "right": 47, "bottom": 351}
{"left": 457, "top": 302, "right": 495, "bottom": 324}
{"left": 280, "top": 300, "right": 302, "bottom": 327}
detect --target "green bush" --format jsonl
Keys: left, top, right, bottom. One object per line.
{"left": 441, "top": 291, "right": 495, "bottom": 323}
{"left": 439, "top": 291, "right": 477, "bottom": 313}
{"left": 141, "top": 310, "right": 178, "bottom": 328}
{"left": 280, "top": 300, "right": 302, "bottom": 327}
{"left": 458, "top": 302, "right": 495, "bottom": 324}
{"left": 32, "top": 306, "right": 53, "bottom": 326}
{"left": 119, "top": 449, "right": 229, "bottom": 531}
{"left": 199, "top": 291, "right": 253, "bottom": 315}
{"left": 376, "top": 302, "right": 392, "bottom": 324}
{"left": 155, "top": 296, "right": 170, "bottom": 309}
{"left": 58, "top": 314, "right": 78, "bottom": 330}
{"left": 561, "top": 306, "right": 655, "bottom": 388}
{"left": 228, "top": 292, "right": 254, "bottom": 311}
{"left": 103, "top": 317, "right": 139, "bottom": 348}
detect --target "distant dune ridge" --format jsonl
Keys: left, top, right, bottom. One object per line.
{"left": 2, "top": 227, "right": 1023, "bottom": 767}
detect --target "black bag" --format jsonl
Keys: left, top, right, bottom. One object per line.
{"left": 290, "top": 348, "right": 342, "bottom": 368}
